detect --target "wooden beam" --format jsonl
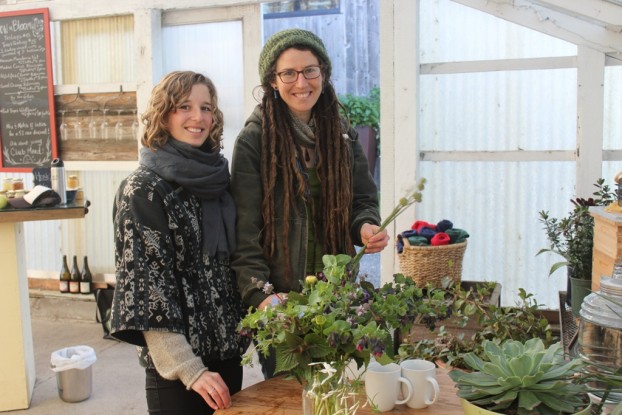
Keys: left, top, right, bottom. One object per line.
{"left": 421, "top": 56, "right": 576, "bottom": 75}
{"left": 380, "top": 0, "right": 420, "bottom": 283}
{"left": 576, "top": 45, "right": 605, "bottom": 199}
{"left": 451, "top": 0, "right": 622, "bottom": 53}
{"left": 420, "top": 150, "right": 575, "bottom": 162}
{"left": 532, "top": 0, "right": 622, "bottom": 29}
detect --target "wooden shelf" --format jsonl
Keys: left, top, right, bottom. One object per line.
{"left": 0, "top": 201, "right": 88, "bottom": 224}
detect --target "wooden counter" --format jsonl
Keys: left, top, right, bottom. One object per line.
{"left": 0, "top": 200, "right": 88, "bottom": 223}
{"left": 216, "top": 367, "right": 462, "bottom": 415}
{"left": 0, "top": 202, "right": 88, "bottom": 411}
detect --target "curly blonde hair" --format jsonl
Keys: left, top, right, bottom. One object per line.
{"left": 141, "top": 71, "right": 224, "bottom": 150}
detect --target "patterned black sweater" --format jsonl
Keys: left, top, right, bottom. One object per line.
{"left": 110, "top": 166, "right": 248, "bottom": 366}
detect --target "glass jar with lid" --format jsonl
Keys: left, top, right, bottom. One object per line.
{"left": 2, "top": 178, "right": 12, "bottom": 192}
{"left": 12, "top": 178, "right": 24, "bottom": 191}
{"left": 67, "top": 175, "right": 79, "bottom": 189}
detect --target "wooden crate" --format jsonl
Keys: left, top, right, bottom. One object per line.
{"left": 398, "top": 281, "right": 502, "bottom": 344}
{"left": 590, "top": 206, "right": 622, "bottom": 291}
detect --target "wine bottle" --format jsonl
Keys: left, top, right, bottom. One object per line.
{"left": 59, "top": 255, "right": 70, "bottom": 293}
{"left": 69, "top": 255, "right": 81, "bottom": 294}
{"left": 80, "top": 256, "right": 93, "bottom": 295}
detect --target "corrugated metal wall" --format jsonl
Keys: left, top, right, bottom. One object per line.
{"left": 416, "top": 0, "right": 620, "bottom": 307}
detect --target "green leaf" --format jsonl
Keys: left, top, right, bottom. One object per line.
{"left": 508, "top": 354, "right": 535, "bottom": 377}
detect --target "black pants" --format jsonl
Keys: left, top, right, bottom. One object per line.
{"left": 256, "top": 344, "right": 277, "bottom": 379}
{"left": 145, "top": 356, "right": 243, "bottom": 415}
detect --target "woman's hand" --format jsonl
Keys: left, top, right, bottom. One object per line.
{"left": 191, "top": 370, "right": 231, "bottom": 410}
{"left": 360, "top": 223, "right": 389, "bottom": 253}
{"left": 258, "top": 293, "right": 288, "bottom": 310}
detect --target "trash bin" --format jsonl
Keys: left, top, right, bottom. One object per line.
{"left": 50, "top": 345, "right": 97, "bottom": 403}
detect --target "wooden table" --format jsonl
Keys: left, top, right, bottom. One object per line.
{"left": 0, "top": 202, "right": 88, "bottom": 411}
{"left": 216, "top": 367, "right": 462, "bottom": 415}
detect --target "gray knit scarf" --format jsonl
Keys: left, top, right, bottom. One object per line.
{"left": 290, "top": 112, "right": 316, "bottom": 151}
{"left": 139, "top": 139, "right": 236, "bottom": 257}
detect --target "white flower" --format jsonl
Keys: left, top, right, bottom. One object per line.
{"left": 262, "top": 282, "right": 274, "bottom": 294}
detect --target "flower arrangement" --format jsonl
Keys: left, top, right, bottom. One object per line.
{"left": 239, "top": 179, "right": 452, "bottom": 414}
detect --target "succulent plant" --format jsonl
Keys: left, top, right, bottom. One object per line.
{"left": 449, "top": 338, "right": 588, "bottom": 415}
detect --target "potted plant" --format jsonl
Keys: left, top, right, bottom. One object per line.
{"left": 449, "top": 338, "right": 590, "bottom": 415}
{"left": 339, "top": 87, "right": 380, "bottom": 175}
{"left": 398, "top": 285, "right": 555, "bottom": 370}
{"left": 537, "top": 178, "right": 616, "bottom": 315}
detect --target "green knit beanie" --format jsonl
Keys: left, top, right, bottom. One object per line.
{"left": 259, "top": 29, "right": 332, "bottom": 85}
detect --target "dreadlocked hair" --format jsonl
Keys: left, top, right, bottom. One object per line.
{"left": 260, "top": 83, "right": 355, "bottom": 276}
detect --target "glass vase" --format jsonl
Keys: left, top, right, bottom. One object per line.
{"left": 302, "top": 367, "right": 360, "bottom": 415}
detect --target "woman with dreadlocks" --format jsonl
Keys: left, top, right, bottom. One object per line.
{"left": 230, "top": 29, "right": 389, "bottom": 379}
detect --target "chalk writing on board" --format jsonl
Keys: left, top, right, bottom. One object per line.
{"left": 0, "top": 10, "right": 55, "bottom": 169}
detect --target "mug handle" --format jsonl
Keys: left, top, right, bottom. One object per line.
{"left": 396, "top": 376, "right": 413, "bottom": 405}
{"left": 424, "top": 376, "right": 440, "bottom": 405}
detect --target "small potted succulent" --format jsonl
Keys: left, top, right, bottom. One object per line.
{"left": 449, "top": 338, "right": 590, "bottom": 415}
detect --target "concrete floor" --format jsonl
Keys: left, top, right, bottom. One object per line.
{"left": 14, "top": 314, "right": 263, "bottom": 414}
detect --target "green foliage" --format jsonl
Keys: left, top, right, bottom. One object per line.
{"left": 537, "top": 178, "right": 616, "bottom": 280}
{"left": 338, "top": 87, "right": 380, "bottom": 130}
{"left": 398, "top": 283, "right": 554, "bottom": 370}
{"left": 449, "top": 338, "right": 588, "bottom": 415}
{"left": 239, "top": 253, "right": 452, "bottom": 387}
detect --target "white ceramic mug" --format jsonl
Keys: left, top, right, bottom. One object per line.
{"left": 399, "top": 359, "right": 440, "bottom": 409}
{"left": 365, "top": 362, "right": 413, "bottom": 412}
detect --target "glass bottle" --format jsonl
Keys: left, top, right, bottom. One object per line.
{"left": 59, "top": 255, "right": 70, "bottom": 293}
{"left": 80, "top": 256, "right": 92, "bottom": 295}
{"left": 69, "top": 255, "right": 82, "bottom": 294}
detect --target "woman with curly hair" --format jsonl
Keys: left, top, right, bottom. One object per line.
{"left": 111, "top": 71, "right": 248, "bottom": 414}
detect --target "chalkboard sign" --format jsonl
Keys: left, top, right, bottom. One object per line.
{"left": 0, "top": 8, "right": 57, "bottom": 172}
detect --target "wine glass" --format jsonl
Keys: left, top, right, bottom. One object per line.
{"left": 88, "top": 109, "right": 98, "bottom": 139}
{"left": 74, "top": 109, "right": 82, "bottom": 140}
{"left": 59, "top": 110, "right": 68, "bottom": 141}
{"left": 101, "top": 108, "right": 109, "bottom": 140}
{"left": 131, "top": 109, "right": 139, "bottom": 139}
{"left": 115, "top": 109, "right": 124, "bottom": 140}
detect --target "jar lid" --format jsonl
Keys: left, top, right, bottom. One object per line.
{"left": 580, "top": 278, "right": 622, "bottom": 329}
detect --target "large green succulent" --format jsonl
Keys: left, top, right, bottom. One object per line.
{"left": 449, "top": 338, "right": 588, "bottom": 415}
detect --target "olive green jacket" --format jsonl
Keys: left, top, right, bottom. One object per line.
{"left": 230, "top": 106, "right": 381, "bottom": 308}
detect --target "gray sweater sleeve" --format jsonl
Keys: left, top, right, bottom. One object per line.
{"left": 143, "top": 331, "right": 208, "bottom": 390}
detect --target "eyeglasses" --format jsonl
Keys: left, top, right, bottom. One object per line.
{"left": 275, "top": 66, "right": 322, "bottom": 84}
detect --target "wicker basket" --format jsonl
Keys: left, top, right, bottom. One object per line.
{"left": 397, "top": 238, "right": 467, "bottom": 287}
